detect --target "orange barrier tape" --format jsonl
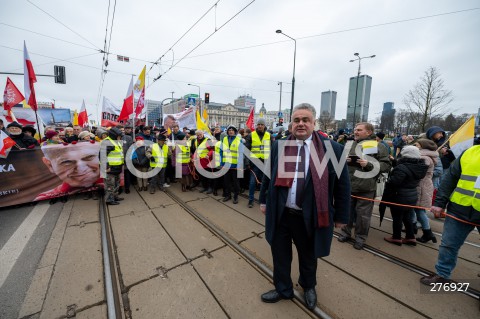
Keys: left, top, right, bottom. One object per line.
{"left": 350, "top": 194, "right": 446, "bottom": 218}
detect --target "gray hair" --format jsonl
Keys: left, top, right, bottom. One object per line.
{"left": 292, "top": 103, "right": 316, "bottom": 118}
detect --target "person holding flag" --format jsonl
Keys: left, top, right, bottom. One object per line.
{"left": 0, "top": 128, "right": 16, "bottom": 158}
{"left": 6, "top": 121, "right": 39, "bottom": 149}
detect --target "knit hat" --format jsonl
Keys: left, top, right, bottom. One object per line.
{"left": 376, "top": 132, "right": 385, "bottom": 140}
{"left": 400, "top": 145, "right": 420, "bottom": 159}
{"left": 256, "top": 118, "right": 266, "bottom": 126}
{"left": 7, "top": 121, "right": 22, "bottom": 129}
{"left": 45, "top": 130, "right": 58, "bottom": 139}
{"left": 78, "top": 131, "right": 91, "bottom": 140}
{"left": 22, "top": 126, "right": 36, "bottom": 135}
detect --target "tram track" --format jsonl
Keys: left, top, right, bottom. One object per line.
{"left": 238, "top": 193, "right": 480, "bottom": 301}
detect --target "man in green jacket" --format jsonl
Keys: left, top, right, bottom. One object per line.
{"left": 338, "top": 122, "right": 391, "bottom": 249}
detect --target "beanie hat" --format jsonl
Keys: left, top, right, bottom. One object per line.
{"left": 256, "top": 118, "right": 266, "bottom": 126}
{"left": 226, "top": 125, "right": 238, "bottom": 133}
{"left": 78, "top": 131, "right": 91, "bottom": 140}
{"left": 22, "top": 126, "right": 36, "bottom": 135}
{"left": 376, "top": 132, "right": 385, "bottom": 140}
{"left": 45, "top": 130, "right": 58, "bottom": 139}
{"left": 7, "top": 121, "right": 22, "bottom": 129}
{"left": 400, "top": 145, "right": 420, "bottom": 159}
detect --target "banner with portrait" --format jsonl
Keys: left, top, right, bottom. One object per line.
{"left": 0, "top": 142, "right": 103, "bottom": 208}
{"left": 163, "top": 107, "right": 196, "bottom": 130}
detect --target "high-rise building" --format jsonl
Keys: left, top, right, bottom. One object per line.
{"left": 320, "top": 90, "right": 337, "bottom": 119}
{"left": 380, "top": 102, "right": 396, "bottom": 132}
{"left": 346, "top": 75, "right": 372, "bottom": 128}
{"left": 234, "top": 94, "right": 256, "bottom": 111}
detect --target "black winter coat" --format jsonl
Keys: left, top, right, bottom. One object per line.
{"left": 383, "top": 157, "right": 428, "bottom": 207}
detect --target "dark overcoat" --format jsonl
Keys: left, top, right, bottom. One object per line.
{"left": 261, "top": 133, "right": 351, "bottom": 258}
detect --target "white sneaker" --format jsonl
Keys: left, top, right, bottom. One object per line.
{"left": 163, "top": 183, "right": 171, "bottom": 188}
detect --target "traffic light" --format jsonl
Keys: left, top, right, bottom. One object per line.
{"left": 204, "top": 92, "right": 210, "bottom": 104}
{"left": 54, "top": 65, "right": 66, "bottom": 84}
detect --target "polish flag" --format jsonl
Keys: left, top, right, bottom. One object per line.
{"left": 51, "top": 102, "right": 55, "bottom": 109}
{"left": 23, "top": 41, "right": 38, "bottom": 111}
{"left": 3, "top": 77, "right": 25, "bottom": 111}
{"left": 118, "top": 77, "right": 134, "bottom": 122}
{"left": 245, "top": 106, "right": 255, "bottom": 131}
{"left": 0, "top": 130, "right": 16, "bottom": 158}
{"left": 78, "top": 99, "right": 88, "bottom": 127}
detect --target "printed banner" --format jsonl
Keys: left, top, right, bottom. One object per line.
{"left": 101, "top": 96, "right": 121, "bottom": 127}
{"left": 163, "top": 107, "right": 196, "bottom": 130}
{"left": 0, "top": 142, "right": 103, "bottom": 208}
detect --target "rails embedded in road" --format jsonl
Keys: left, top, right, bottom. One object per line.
{"left": 165, "top": 189, "right": 332, "bottom": 319}
{"left": 99, "top": 196, "right": 124, "bottom": 319}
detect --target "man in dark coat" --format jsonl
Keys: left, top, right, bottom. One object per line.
{"left": 259, "top": 103, "right": 350, "bottom": 310}
{"left": 7, "top": 121, "right": 39, "bottom": 149}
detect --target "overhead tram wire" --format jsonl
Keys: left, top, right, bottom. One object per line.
{"left": 26, "top": 0, "right": 101, "bottom": 51}
{"left": 147, "top": 0, "right": 222, "bottom": 76}
{"left": 149, "top": 0, "right": 257, "bottom": 88}
{"left": 159, "top": 7, "right": 480, "bottom": 63}
{"left": 96, "top": 0, "right": 113, "bottom": 109}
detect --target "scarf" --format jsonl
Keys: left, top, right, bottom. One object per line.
{"left": 274, "top": 131, "right": 330, "bottom": 228}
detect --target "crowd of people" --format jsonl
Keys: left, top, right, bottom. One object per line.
{"left": 3, "top": 106, "right": 479, "bottom": 307}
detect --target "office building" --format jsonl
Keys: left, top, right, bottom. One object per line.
{"left": 380, "top": 102, "right": 396, "bottom": 132}
{"left": 346, "top": 75, "right": 372, "bottom": 128}
{"left": 320, "top": 90, "right": 337, "bottom": 118}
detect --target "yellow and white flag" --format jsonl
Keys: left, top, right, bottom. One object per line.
{"left": 449, "top": 115, "right": 475, "bottom": 157}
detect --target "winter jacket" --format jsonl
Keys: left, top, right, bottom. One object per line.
{"left": 383, "top": 157, "right": 428, "bottom": 207}
{"left": 132, "top": 145, "right": 150, "bottom": 168}
{"left": 426, "top": 126, "right": 456, "bottom": 169}
{"left": 348, "top": 134, "right": 392, "bottom": 193}
{"left": 416, "top": 149, "right": 439, "bottom": 208}
{"left": 10, "top": 132, "right": 39, "bottom": 149}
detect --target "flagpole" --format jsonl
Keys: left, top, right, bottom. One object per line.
{"left": 34, "top": 109, "right": 42, "bottom": 143}
{"left": 130, "top": 74, "right": 135, "bottom": 140}
{"left": 436, "top": 115, "right": 474, "bottom": 151}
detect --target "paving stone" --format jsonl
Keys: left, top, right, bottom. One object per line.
{"left": 138, "top": 190, "right": 176, "bottom": 209}
{"left": 128, "top": 264, "right": 227, "bottom": 318}
{"left": 152, "top": 204, "right": 224, "bottom": 259}
{"left": 187, "top": 197, "right": 264, "bottom": 242}
{"left": 40, "top": 223, "right": 103, "bottom": 319}
{"left": 18, "top": 266, "right": 53, "bottom": 318}
{"left": 76, "top": 304, "right": 107, "bottom": 319}
{"left": 108, "top": 190, "right": 150, "bottom": 218}
{"left": 67, "top": 196, "right": 100, "bottom": 226}
{"left": 110, "top": 210, "right": 186, "bottom": 287}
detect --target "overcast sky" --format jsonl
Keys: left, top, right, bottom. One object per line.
{"left": 1, "top": 0, "right": 479, "bottom": 124}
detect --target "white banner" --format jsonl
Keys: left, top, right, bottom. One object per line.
{"left": 163, "top": 107, "right": 196, "bottom": 130}
{"left": 101, "top": 96, "right": 121, "bottom": 127}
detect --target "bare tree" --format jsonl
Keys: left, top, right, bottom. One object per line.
{"left": 403, "top": 66, "right": 453, "bottom": 132}
{"left": 318, "top": 111, "right": 334, "bottom": 132}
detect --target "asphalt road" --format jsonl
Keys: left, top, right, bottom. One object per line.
{"left": 0, "top": 201, "right": 63, "bottom": 319}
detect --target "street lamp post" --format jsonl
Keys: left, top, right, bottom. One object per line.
{"left": 276, "top": 30, "right": 296, "bottom": 122}
{"left": 188, "top": 83, "right": 201, "bottom": 113}
{"left": 349, "top": 52, "right": 375, "bottom": 129}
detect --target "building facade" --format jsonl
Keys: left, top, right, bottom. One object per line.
{"left": 207, "top": 102, "right": 250, "bottom": 129}
{"left": 234, "top": 94, "right": 256, "bottom": 111}
{"left": 320, "top": 90, "right": 337, "bottom": 118}
{"left": 346, "top": 75, "right": 372, "bottom": 128}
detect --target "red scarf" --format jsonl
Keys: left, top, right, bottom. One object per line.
{"left": 274, "top": 132, "right": 329, "bottom": 228}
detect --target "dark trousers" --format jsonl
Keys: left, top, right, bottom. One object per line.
{"left": 271, "top": 209, "right": 317, "bottom": 298}
{"left": 391, "top": 206, "right": 415, "bottom": 239}
{"left": 340, "top": 191, "right": 375, "bottom": 244}
{"left": 223, "top": 169, "right": 240, "bottom": 198}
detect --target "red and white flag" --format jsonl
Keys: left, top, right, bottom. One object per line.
{"left": 51, "top": 102, "right": 55, "bottom": 109}
{"left": 78, "top": 99, "right": 88, "bottom": 127}
{"left": 246, "top": 106, "right": 255, "bottom": 131}
{"left": 23, "top": 41, "right": 38, "bottom": 111}
{"left": 3, "top": 77, "right": 25, "bottom": 111}
{"left": 0, "top": 130, "right": 16, "bottom": 158}
{"left": 118, "top": 77, "right": 134, "bottom": 122}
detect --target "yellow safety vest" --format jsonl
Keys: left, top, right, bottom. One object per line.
{"left": 250, "top": 131, "right": 270, "bottom": 160}
{"left": 194, "top": 138, "right": 209, "bottom": 159}
{"left": 177, "top": 145, "right": 191, "bottom": 164}
{"left": 214, "top": 141, "right": 222, "bottom": 168}
{"left": 450, "top": 145, "right": 480, "bottom": 212}
{"left": 150, "top": 143, "right": 168, "bottom": 168}
{"left": 104, "top": 137, "right": 124, "bottom": 166}
{"left": 222, "top": 136, "right": 241, "bottom": 164}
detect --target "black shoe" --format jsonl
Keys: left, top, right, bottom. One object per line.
{"left": 420, "top": 274, "right": 450, "bottom": 285}
{"left": 304, "top": 288, "right": 317, "bottom": 310}
{"left": 213, "top": 190, "right": 218, "bottom": 196}
{"left": 233, "top": 197, "right": 238, "bottom": 204}
{"left": 205, "top": 188, "right": 213, "bottom": 194}
{"left": 248, "top": 200, "right": 254, "bottom": 208}
{"left": 222, "top": 196, "right": 231, "bottom": 202}
{"left": 92, "top": 193, "right": 99, "bottom": 200}
{"left": 150, "top": 189, "right": 155, "bottom": 194}
{"left": 106, "top": 201, "right": 120, "bottom": 205}
{"left": 118, "top": 187, "right": 123, "bottom": 194}
{"left": 83, "top": 193, "right": 91, "bottom": 200}
{"left": 125, "top": 189, "right": 130, "bottom": 194}
{"left": 417, "top": 229, "right": 437, "bottom": 243}
{"left": 60, "top": 196, "right": 68, "bottom": 203}
{"left": 261, "top": 290, "right": 292, "bottom": 303}
{"left": 115, "top": 197, "right": 124, "bottom": 201}
{"left": 353, "top": 242, "right": 364, "bottom": 250}
{"left": 337, "top": 235, "right": 350, "bottom": 243}
{"left": 49, "top": 198, "right": 57, "bottom": 205}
